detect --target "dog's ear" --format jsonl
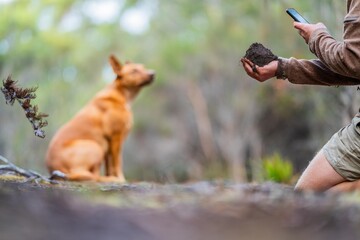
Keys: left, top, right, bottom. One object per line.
{"left": 109, "top": 55, "right": 122, "bottom": 75}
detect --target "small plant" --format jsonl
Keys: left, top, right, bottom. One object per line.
{"left": 1, "top": 75, "right": 48, "bottom": 138}
{"left": 263, "top": 152, "right": 293, "bottom": 184}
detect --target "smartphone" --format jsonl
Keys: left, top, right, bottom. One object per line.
{"left": 286, "top": 8, "right": 309, "bottom": 24}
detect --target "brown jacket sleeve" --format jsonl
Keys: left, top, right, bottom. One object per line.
{"left": 279, "top": 0, "right": 360, "bottom": 86}
{"left": 280, "top": 57, "right": 360, "bottom": 85}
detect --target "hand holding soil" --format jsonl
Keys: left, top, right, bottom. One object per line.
{"left": 241, "top": 43, "right": 279, "bottom": 82}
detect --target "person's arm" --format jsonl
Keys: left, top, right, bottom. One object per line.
{"left": 296, "top": 1, "right": 360, "bottom": 79}
{"left": 241, "top": 57, "right": 360, "bottom": 85}
{"left": 242, "top": 2, "right": 360, "bottom": 86}
{"left": 279, "top": 57, "right": 360, "bottom": 85}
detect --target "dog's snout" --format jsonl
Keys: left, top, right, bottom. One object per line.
{"left": 148, "top": 70, "right": 155, "bottom": 79}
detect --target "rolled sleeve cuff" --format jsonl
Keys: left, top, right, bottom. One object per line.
{"left": 275, "top": 57, "right": 290, "bottom": 80}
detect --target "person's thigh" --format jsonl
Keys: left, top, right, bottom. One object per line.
{"left": 295, "top": 150, "right": 346, "bottom": 191}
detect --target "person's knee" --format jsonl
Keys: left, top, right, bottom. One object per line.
{"left": 294, "top": 177, "right": 311, "bottom": 191}
{"left": 294, "top": 182, "right": 303, "bottom": 191}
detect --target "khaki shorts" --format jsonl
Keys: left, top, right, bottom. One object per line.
{"left": 323, "top": 113, "right": 360, "bottom": 181}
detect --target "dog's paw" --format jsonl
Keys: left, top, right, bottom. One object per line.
{"left": 49, "top": 170, "right": 67, "bottom": 180}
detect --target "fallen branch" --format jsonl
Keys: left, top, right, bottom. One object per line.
{"left": 0, "top": 154, "right": 58, "bottom": 184}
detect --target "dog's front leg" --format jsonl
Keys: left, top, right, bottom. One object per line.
{"left": 104, "top": 153, "right": 112, "bottom": 177}
{"left": 109, "top": 134, "right": 126, "bottom": 182}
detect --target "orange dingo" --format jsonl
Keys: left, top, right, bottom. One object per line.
{"left": 46, "top": 55, "right": 155, "bottom": 182}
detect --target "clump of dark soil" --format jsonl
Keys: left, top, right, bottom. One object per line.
{"left": 243, "top": 42, "right": 278, "bottom": 67}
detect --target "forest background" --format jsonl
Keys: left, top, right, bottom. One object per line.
{"left": 0, "top": 0, "right": 359, "bottom": 183}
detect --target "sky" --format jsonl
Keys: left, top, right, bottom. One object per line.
{"left": 0, "top": 0, "right": 155, "bottom": 35}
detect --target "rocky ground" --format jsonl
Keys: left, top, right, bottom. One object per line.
{"left": 1, "top": 178, "right": 360, "bottom": 240}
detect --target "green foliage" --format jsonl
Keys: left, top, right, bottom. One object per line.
{"left": 263, "top": 152, "right": 294, "bottom": 184}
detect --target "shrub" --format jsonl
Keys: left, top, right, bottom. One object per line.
{"left": 263, "top": 152, "right": 293, "bottom": 184}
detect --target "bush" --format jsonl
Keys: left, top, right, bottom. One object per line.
{"left": 263, "top": 152, "right": 294, "bottom": 184}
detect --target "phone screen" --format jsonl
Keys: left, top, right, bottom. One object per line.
{"left": 286, "top": 8, "right": 309, "bottom": 24}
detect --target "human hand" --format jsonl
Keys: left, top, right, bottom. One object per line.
{"left": 293, "top": 22, "right": 326, "bottom": 44}
{"left": 240, "top": 58, "right": 278, "bottom": 82}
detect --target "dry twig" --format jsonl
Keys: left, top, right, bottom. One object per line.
{"left": 0, "top": 155, "right": 58, "bottom": 184}
{"left": 1, "top": 75, "right": 48, "bottom": 138}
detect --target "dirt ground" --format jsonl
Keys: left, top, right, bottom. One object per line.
{"left": 1, "top": 179, "right": 360, "bottom": 240}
